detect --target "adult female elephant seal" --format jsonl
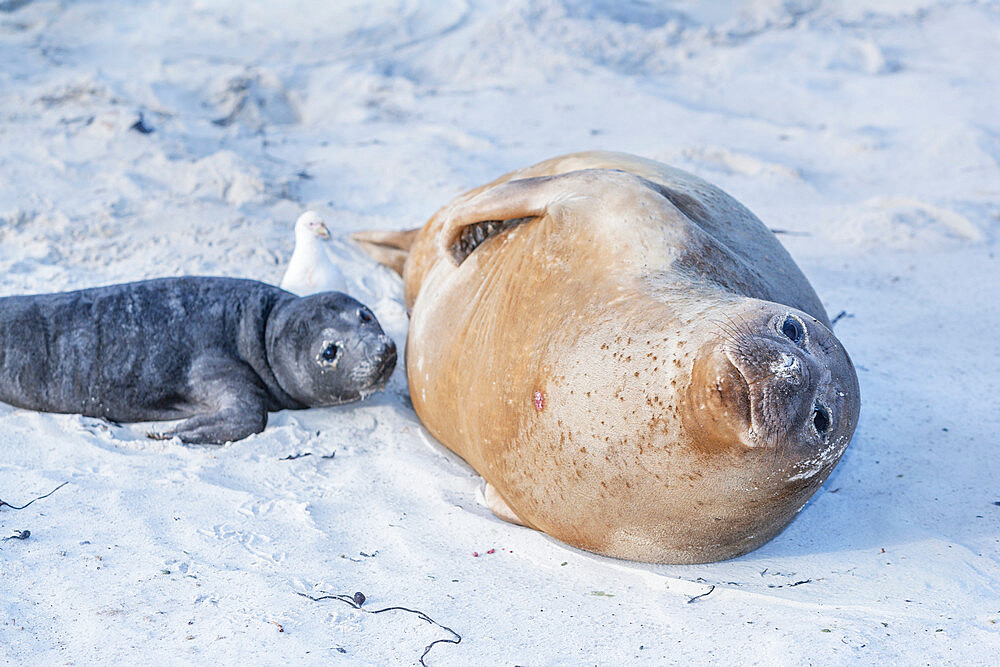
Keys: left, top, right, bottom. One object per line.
{"left": 355, "top": 151, "right": 860, "bottom": 564}
{"left": 0, "top": 277, "right": 396, "bottom": 444}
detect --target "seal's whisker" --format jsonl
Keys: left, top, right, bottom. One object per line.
{"left": 715, "top": 316, "right": 759, "bottom": 362}
{"left": 729, "top": 312, "right": 759, "bottom": 341}
{"left": 708, "top": 316, "right": 747, "bottom": 348}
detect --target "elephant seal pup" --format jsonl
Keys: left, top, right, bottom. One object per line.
{"left": 0, "top": 277, "right": 396, "bottom": 444}
{"left": 354, "top": 151, "right": 860, "bottom": 564}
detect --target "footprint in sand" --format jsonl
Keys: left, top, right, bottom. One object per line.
{"left": 826, "top": 196, "right": 984, "bottom": 250}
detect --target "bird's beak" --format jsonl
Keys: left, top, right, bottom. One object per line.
{"left": 316, "top": 224, "right": 331, "bottom": 239}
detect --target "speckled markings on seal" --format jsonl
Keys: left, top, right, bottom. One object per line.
{"left": 354, "top": 151, "right": 860, "bottom": 564}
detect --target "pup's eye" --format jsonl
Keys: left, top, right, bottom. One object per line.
{"left": 781, "top": 315, "right": 805, "bottom": 344}
{"left": 321, "top": 343, "right": 339, "bottom": 363}
{"left": 358, "top": 308, "right": 373, "bottom": 324}
{"left": 813, "top": 403, "right": 831, "bottom": 435}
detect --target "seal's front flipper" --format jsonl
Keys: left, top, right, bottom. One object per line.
{"left": 147, "top": 358, "right": 269, "bottom": 445}
{"left": 484, "top": 482, "right": 530, "bottom": 528}
{"left": 149, "top": 405, "right": 267, "bottom": 444}
{"left": 351, "top": 228, "right": 420, "bottom": 277}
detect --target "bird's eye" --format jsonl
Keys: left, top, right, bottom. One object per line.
{"left": 813, "top": 403, "right": 830, "bottom": 435}
{"left": 321, "top": 343, "right": 339, "bottom": 363}
{"left": 781, "top": 315, "right": 805, "bottom": 344}
{"left": 358, "top": 308, "right": 373, "bottom": 324}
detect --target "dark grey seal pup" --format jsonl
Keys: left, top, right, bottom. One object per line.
{"left": 0, "top": 277, "right": 396, "bottom": 444}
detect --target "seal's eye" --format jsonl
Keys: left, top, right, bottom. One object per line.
{"left": 321, "top": 343, "right": 339, "bottom": 363}
{"left": 813, "top": 403, "right": 830, "bottom": 435}
{"left": 358, "top": 308, "right": 373, "bottom": 324}
{"left": 781, "top": 315, "right": 805, "bottom": 344}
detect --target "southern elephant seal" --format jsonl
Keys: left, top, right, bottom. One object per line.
{"left": 355, "top": 151, "right": 860, "bottom": 564}
{"left": 0, "top": 277, "right": 396, "bottom": 444}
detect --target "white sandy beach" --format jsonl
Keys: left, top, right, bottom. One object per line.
{"left": 1, "top": 0, "right": 998, "bottom": 663}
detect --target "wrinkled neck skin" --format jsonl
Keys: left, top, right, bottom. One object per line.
{"left": 260, "top": 297, "right": 310, "bottom": 410}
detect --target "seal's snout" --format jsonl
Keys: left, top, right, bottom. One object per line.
{"left": 770, "top": 352, "right": 805, "bottom": 385}
{"left": 684, "top": 316, "right": 845, "bottom": 455}
{"left": 708, "top": 309, "right": 860, "bottom": 461}
{"left": 723, "top": 334, "right": 818, "bottom": 448}
{"left": 724, "top": 337, "right": 811, "bottom": 391}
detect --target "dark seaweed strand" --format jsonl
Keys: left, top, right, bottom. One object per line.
{"left": 0, "top": 481, "right": 69, "bottom": 510}
{"left": 687, "top": 585, "right": 716, "bottom": 603}
{"left": 296, "top": 591, "right": 462, "bottom": 666}
{"left": 830, "top": 310, "right": 850, "bottom": 326}
{"left": 450, "top": 216, "right": 534, "bottom": 264}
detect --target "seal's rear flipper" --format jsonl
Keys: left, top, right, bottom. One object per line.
{"left": 351, "top": 229, "right": 420, "bottom": 277}
{"left": 484, "top": 482, "right": 530, "bottom": 528}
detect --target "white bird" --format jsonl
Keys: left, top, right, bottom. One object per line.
{"left": 279, "top": 211, "right": 349, "bottom": 296}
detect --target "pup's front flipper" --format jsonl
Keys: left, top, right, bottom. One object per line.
{"left": 147, "top": 358, "right": 269, "bottom": 445}
{"left": 484, "top": 482, "right": 529, "bottom": 528}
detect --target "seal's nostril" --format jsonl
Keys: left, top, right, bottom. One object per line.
{"left": 781, "top": 315, "right": 806, "bottom": 345}
{"left": 813, "top": 403, "right": 831, "bottom": 435}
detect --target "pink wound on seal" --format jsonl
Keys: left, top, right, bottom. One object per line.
{"left": 533, "top": 391, "right": 545, "bottom": 411}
